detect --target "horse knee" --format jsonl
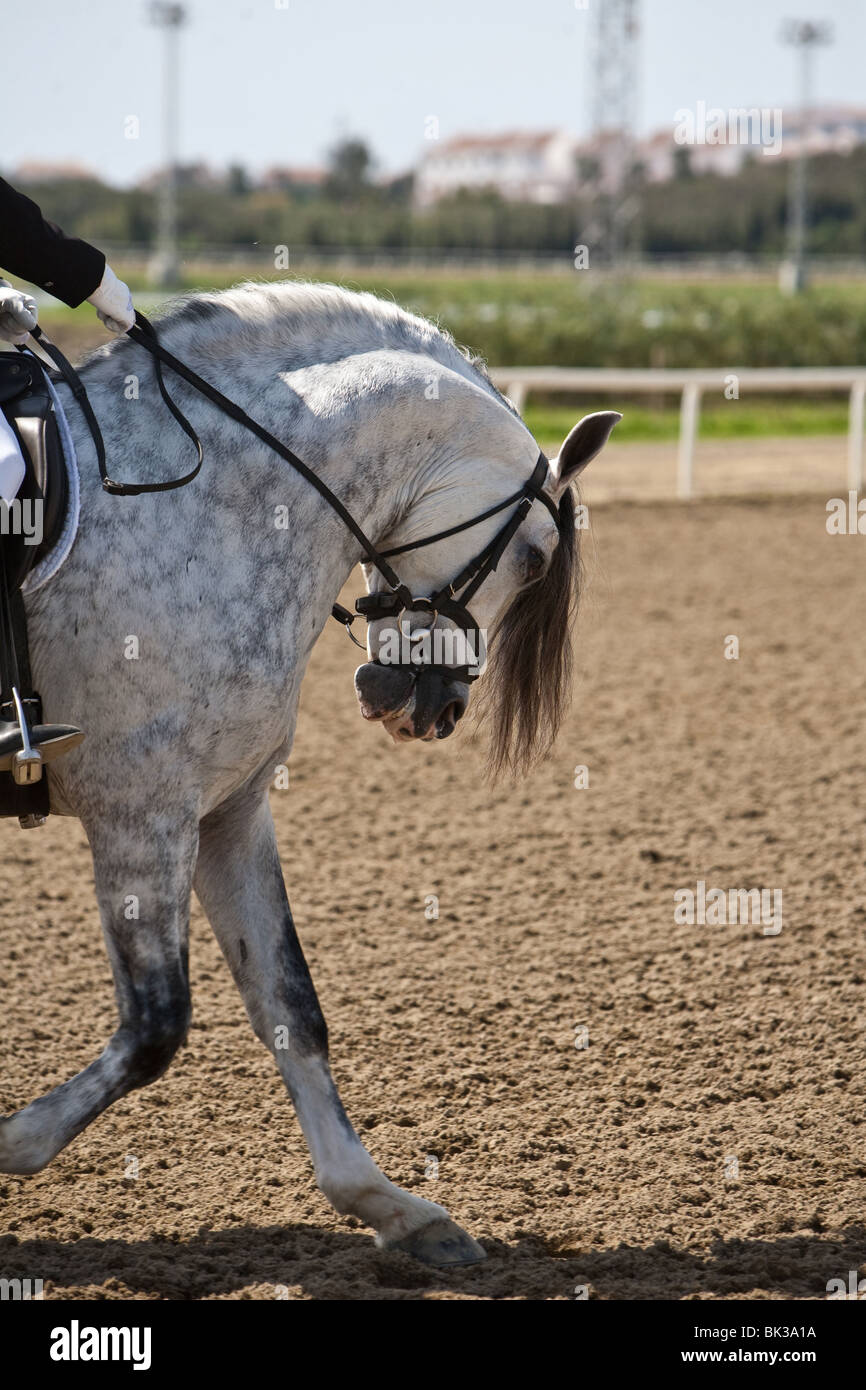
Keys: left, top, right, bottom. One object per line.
{"left": 122, "top": 1006, "right": 190, "bottom": 1088}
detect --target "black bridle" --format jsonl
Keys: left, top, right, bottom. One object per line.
{"left": 25, "top": 312, "right": 562, "bottom": 683}
{"left": 352, "top": 450, "right": 559, "bottom": 682}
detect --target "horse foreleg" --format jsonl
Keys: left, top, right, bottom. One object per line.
{"left": 194, "top": 789, "right": 485, "bottom": 1266}
{"left": 0, "top": 810, "right": 197, "bottom": 1175}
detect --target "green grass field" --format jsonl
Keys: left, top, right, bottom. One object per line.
{"left": 29, "top": 263, "right": 863, "bottom": 450}
{"left": 522, "top": 399, "right": 850, "bottom": 451}
{"left": 125, "top": 263, "right": 866, "bottom": 370}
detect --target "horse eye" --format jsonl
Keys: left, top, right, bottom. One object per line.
{"left": 524, "top": 545, "right": 547, "bottom": 582}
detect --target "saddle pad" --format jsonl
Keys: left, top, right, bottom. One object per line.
{"left": 21, "top": 374, "right": 81, "bottom": 594}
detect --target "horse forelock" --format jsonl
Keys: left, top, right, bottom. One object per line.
{"left": 475, "top": 486, "right": 580, "bottom": 780}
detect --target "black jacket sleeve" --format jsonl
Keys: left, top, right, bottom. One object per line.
{"left": 0, "top": 176, "right": 106, "bottom": 307}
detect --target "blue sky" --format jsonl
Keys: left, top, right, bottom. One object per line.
{"left": 2, "top": 0, "right": 861, "bottom": 185}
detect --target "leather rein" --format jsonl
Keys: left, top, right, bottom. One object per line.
{"left": 24, "top": 311, "right": 562, "bottom": 682}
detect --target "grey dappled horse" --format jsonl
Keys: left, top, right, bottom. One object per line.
{"left": 0, "top": 282, "right": 618, "bottom": 1265}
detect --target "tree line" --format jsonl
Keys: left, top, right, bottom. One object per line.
{"left": 6, "top": 137, "right": 866, "bottom": 258}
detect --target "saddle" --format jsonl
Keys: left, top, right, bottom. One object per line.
{"left": 0, "top": 349, "right": 78, "bottom": 827}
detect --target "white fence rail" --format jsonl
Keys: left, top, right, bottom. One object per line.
{"left": 489, "top": 367, "right": 866, "bottom": 499}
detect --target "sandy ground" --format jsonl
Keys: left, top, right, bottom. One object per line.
{"left": 582, "top": 434, "right": 854, "bottom": 504}
{"left": 0, "top": 488, "right": 864, "bottom": 1301}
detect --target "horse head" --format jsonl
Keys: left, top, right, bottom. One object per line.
{"left": 354, "top": 409, "right": 620, "bottom": 773}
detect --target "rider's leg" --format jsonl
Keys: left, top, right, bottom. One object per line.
{"left": 0, "top": 410, "right": 26, "bottom": 503}
{"left": 0, "top": 406, "right": 83, "bottom": 779}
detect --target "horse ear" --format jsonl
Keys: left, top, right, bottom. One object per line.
{"left": 551, "top": 411, "right": 622, "bottom": 491}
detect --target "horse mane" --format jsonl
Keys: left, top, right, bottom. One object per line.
{"left": 78, "top": 279, "right": 515, "bottom": 414}
{"left": 474, "top": 486, "right": 580, "bottom": 779}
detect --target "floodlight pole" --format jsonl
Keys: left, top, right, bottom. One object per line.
{"left": 780, "top": 19, "right": 832, "bottom": 294}
{"left": 149, "top": 2, "right": 187, "bottom": 288}
{"left": 588, "top": 0, "right": 641, "bottom": 269}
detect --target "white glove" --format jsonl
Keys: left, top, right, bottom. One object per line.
{"left": 0, "top": 277, "right": 38, "bottom": 345}
{"left": 87, "top": 263, "right": 135, "bottom": 334}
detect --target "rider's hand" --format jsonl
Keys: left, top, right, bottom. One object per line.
{"left": 0, "top": 277, "right": 38, "bottom": 345}
{"left": 87, "top": 263, "right": 135, "bottom": 335}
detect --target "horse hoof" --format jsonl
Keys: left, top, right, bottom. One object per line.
{"left": 381, "top": 1217, "right": 486, "bottom": 1267}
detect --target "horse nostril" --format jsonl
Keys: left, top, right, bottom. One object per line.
{"left": 435, "top": 700, "right": 464, "bottom": 739}
{"left": 354, "top": 662, "right": 414, "bottom": 720}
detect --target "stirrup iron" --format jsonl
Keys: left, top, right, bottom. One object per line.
{"left": 10, "top": 686, "right": 41, "bottom": 784}
{"left": 0, "top": 687, "right": 84, "bottom": 782}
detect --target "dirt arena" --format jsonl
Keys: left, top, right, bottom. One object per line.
{"left": 1, "top": 487, "right": 864, "bottom": 1300}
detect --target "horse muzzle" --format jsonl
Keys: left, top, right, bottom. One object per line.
{"left": 354, "top": 663, "right": 468, "bottom": 742}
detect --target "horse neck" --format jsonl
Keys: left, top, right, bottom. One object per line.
{"left": 65, "top": 343, "right": 471, "bottom": 615}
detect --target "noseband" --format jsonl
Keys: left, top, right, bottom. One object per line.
{"left": 348, "top": 451, "right": 560, "bottom": 684}
{"left": 25, "top": 313, "right": 562, "bottom": 686}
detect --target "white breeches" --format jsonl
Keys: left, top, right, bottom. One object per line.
{"left": 0, "top": 410, "right": 26, "bottom": 504}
